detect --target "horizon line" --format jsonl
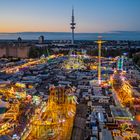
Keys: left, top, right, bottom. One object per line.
{"left": 0, "top": 30, "right": 140, "bottom": 34}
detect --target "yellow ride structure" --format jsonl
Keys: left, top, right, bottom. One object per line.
{"left": 62, "top": 50, "right": 86, "bottom": 70}
{"left": 0, "top": 85, "right": 25, "bottom": 136}
{"left": 23, "top": 86, "right": 76, "bottom": 140}
{"left": 112, "top": 76, "right": 134, "bottom": 107}
{"left": 0, "top": 102, "right": 20, "bottom": 136}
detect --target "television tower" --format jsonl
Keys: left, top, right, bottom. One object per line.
{"left": 70, "top": 7, "right": 76, "bottom": 45}
{"left": 95, "top": 36, "right": 105, "bottom": 85}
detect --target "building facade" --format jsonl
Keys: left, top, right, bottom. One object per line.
{"left": 0, "top": 43, "right": 31, "bottom": 58}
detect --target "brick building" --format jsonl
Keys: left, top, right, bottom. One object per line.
{"left": 0, "top": 43, "right": 31, "bottom": 58}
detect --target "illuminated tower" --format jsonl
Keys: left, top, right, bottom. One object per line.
{"left": 117, "top": 56, "right": 124, "bottom": 71}
{"left": 70, "top": 7, "right": 76, "bottom": 45}
{"left": 96, "top": 36, "right": 105, "bottom": 85}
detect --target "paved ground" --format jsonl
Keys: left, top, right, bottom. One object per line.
{"left": 71, "top": 104, "right": 88, "bottom": 140}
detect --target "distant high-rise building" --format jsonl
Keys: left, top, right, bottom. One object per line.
{"left": 70, "top": 7, "right": 76, "bottom": 45}
{"left": 38, "top": 35, "right": 45, "bottom": 44}
{"left": 17, "top": 37, "right": 22, "bottom": 43}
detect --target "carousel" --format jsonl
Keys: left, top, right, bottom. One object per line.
{"left": 62, "top": 50, "right": 86, "bottom": 70}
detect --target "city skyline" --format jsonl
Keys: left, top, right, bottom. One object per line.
{"left": 0, "top": 0, "right": 140, "bottom": 33}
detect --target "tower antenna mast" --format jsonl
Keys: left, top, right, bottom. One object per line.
{"left": 70, "top": 6, "right": 76, "bottom": 45}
